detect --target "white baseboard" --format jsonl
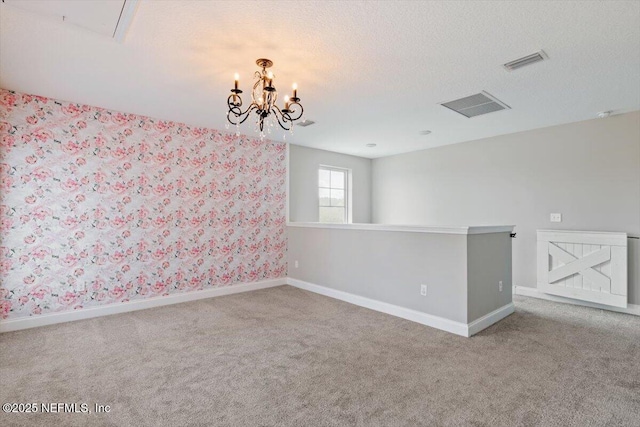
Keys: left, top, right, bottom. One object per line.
{"left": 513, "top": 285, "right": 640, "bottom": 316}
{"left": 467, "top": 303, "right": 515, "bottom": 336}
{"left": 286, "top": 278, "right": 513, "bottom": 337}
{"left": 0, "top": 278, "right": 286, "bottom": 333}
{"left": 0, "top": 277, "right": 518, "bottom": 336}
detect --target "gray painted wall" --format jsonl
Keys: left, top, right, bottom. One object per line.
{"left": 289, "top": 144, "right": 372, "bottom": 223}
{"left": 288, "top": 226, "right": 514, "bottom": 324}
{"left": 467, "top": 233, "right": 512, "bottom": 322}
{"left": 288, "top": 226, "right": 469, "bottom": 323}
{"left": 372, "top": 112, "right": 640, "bottom": 304}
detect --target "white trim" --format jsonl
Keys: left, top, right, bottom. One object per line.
{"left": 538, "top": 229, "right": 629, "bottom": 236}
{"left": 466, "top": 226, "right": 515, "bottom": 235}
{"left": 514, "top": 285, "right": 640, "bottom": 316}
{"left": 286, "top": 278, "right": 511, "bottom": 337}
{"left": 467, "top": 303, "right": 515, "bottom": 336}
{"left": 285, "top": 142, "right": 290, "bottom": 224}
{"left": 113, "top": 0, "right": 139, "bottom": 43}
{"left": 0, "top": 277, "right": 517, "bottom": 336}
{"left": 287, "top": 278, "right": 467, "bottom": 336}
{"left": 537, "top": 229, "right": 627, "bottom": 246}
{"left": 286, "top": 222, "right": 514, "bottom": 235}
{"left": 0, "top": 278, "right": 285, "bottom": 333}
{"left": 347, "top": 169, "right": 353, "bottom": 224}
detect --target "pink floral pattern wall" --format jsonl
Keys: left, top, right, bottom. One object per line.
{"left": 0, "top": 89, "right": 287, "bottom": 320}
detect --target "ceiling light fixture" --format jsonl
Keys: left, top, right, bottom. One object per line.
{"left": 419, "top": 130, "right": 432, "bottom": 135}
{"left": 366, "top": 143, "right": 377, "bottom": 148}
{"left": 597, "top": 111, "right": 612, "bottom": 119}
{"left": 226, "top": 58, "right": 304, "bottom": 139}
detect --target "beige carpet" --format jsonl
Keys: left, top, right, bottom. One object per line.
{"left": 1, "top": 285, "right": 639, "bottom": 426}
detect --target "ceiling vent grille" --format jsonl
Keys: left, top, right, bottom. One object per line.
{"left": 297, "top": 120, "right": 315, "bottom": 127}
{"left": 440, "top": 91, "right": 510, "bottom": 118}
{"left": 503, "top": 50, "right": 548, "bottom": 71}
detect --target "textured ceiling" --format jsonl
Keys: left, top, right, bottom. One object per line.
{"left": 1, "top": 0, "right": 639, "bottom": 158}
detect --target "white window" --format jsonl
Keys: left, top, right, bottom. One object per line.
{"left": 318, "top": 166, "right": 349, "bottom": 223}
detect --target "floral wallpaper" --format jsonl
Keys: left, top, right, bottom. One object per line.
{"left": 0, "top": 89, "right": 287, "bottom": 320}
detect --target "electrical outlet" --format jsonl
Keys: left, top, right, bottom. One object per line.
{"left": 550, "top": 213, "right": 562, "bottom": 222}
{"left": 294, "top": 260, "right": 299, "bottom": 269}
{"left": 499, "top": 281, "right": 503, "bottom": 292}
{"left": 78, "top": 282, "right": 89, "bottom": 302}
{"left": 420, "top": 284, "right": 427, "bottom": 296}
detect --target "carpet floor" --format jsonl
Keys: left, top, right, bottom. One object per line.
{"left": 1, "top": 285, "right": 639, "bottom": 426}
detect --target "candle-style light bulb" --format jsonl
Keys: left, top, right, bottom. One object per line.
{"left": 234, "top": 73, "right": 239, "bottom": 90}
{"left": 267, "top": 71, "right": 273, "bottom": 87}
{"left": 292, "top": 83, "right": 298, "bottom": 98}
{"left": 284, "top": 95, "right": 290, "bottom": 110}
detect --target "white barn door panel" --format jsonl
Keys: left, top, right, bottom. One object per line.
{"left": 537, "top": 230, "right": 627, "bottom": 308}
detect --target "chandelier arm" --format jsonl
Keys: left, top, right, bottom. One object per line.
{"left": 226, "top": 112, "right": 241, "bottom": 126}
{"left": 237, "top": 104, "right": 259, "bottom": 125}
{"left": 272, "top": 106, "right": 293, "bottom": 131}
{"left": 286, "top": 102, "right": 304, "bottom": 121}
{"left": 227, "top": 94, "right": 243, "bottom": 109}
{"left": 227, "top": 104, "right": 258, "bottom": 125}
{"left": 289, "top": 102, "right": 304, "bottom": 122}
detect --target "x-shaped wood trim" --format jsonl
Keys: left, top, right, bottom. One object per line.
{"left": 548, "top": 243, "right": 611, "bottom": 292}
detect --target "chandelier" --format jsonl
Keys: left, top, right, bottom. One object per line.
{"left": 226, "top": 58, "right": 304, "bottom": 139}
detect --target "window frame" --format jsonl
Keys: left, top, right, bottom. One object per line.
{"left": 318, "top": 165, "right": 351, "bottom": 224}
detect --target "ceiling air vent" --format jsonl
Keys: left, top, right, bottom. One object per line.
{"left": 440, "top": 91, "right": 510, "bottom": 118}
{"left": 503, "top": 50, "right": 548, "bottom": 71}
{"left": 297, "top": 120, "right": 315, "bottom": 127}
